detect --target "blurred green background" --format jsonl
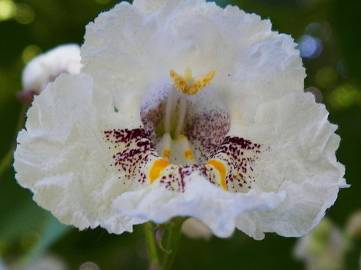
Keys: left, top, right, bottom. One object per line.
{"left": 0, "top": 0, "right": 360, "bottom": 269}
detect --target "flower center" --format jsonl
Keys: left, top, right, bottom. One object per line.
{"left": 141, "top": 68, "right": 229, "bottom": 165}
{"left": 164, "top": 68, "right": 216, "bottom": 137}
{"left": 105, "top": 69, "right": 260, "bottom": 193}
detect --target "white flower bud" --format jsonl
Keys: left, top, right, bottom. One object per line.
{"left": 22, "top": 44, "right": 81, "bottom": 93}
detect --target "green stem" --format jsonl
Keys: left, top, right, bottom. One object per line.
{"left": 0, "top": 149, "right": 13, "bottom": 177}
{"left": 0, "top": 104, "right": 26, "bottom": 178}
{"left": 161, "top": 218, "right": 184, "bottom": 270}
{"left": 144, "top": 222, "right": 160, "bottom": 269}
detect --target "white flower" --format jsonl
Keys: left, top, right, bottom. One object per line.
{"left": 22, "top": 44, "right": 81, "bottom": 93}
{"left": 294, "top": 219, "right": 348, "bottom": 270}
{"left": 346, "top": 210, "right": 361, "bottom": 238}
{"left": 14, "top": 0, "right": 346, "bottom": 239}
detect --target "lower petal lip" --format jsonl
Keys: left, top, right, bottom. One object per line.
{"left": 113, "top": 178, "right": 286, "bottom": 238}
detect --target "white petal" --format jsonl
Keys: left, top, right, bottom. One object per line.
{"left": 133, "top": 0, "right": 168, "bottom": 13}
{"left": 231, "top": 93, "right": 345, "bottom": 238}
{"left": 81, "top": 0, "right": 303, "bottom": 112}
{"left": 14, "top": 74, "right": 144, "bottom": 233}
{"left": 114, "top": 176, "right": 286, "bottom": 238}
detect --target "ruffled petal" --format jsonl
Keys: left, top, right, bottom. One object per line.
{"left": 81, "top": 0, "right": 303, "bottom": 115}
{"left": 14, "top": 74, "right": 144, "bottom": 233}
{"left": 113, "top": 176, "right": 286, "bottom": 238}
{"left": 231, "top": 93, "right": 345, "bottom": 238}
{"left": 133, "top": 0, "right": 169, "bottom": 13}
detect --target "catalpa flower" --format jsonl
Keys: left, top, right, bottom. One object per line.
{"left": 14, "top": 0, "right": 346, "bottom": 240}
{"left": 22, "top": 44, "right": 81, "bottom": 94}
{"left": 294, "top": 219, "right": 348, "bottom": 270}
{"left": 18, "top": 44, "right": 81, "bottom": 105}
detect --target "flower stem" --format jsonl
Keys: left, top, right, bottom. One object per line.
{"left": 0, "top": 149, "right": 13, "bottom": 177}
{"left": 161, "top": 218, "right": 184, "bottom": 270}
{"left": 144, "top": 222, "right": 160, "bottom": 270}
{"left": 0, "top": 104, "right": 26, "bottom": 178}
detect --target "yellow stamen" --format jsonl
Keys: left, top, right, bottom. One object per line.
{"left": 148, "top": 159, "right": 170, "bottom": 183}
{"left": 207, "top": 159, "right": 228, "bottom": 191}
{"left": 170, "top": 69, "right": 215, "bottom": 95}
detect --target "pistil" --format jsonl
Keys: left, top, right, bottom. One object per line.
{"left": 174, "top": 97, "right": 187, "bottom": 137}
{"left": 164, "top": 87, "right": 177, "bottom": 134}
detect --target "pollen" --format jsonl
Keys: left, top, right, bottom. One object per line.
{"left": 207, "top": 159, "right": 228, "bottom": 191}
{"left": 148, "top": 159, "right": 170, "bottom": 184}
{"left": 170, "top": 69, "right": 215, "bottom": 95}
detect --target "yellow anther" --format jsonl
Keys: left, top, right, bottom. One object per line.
{"left": 148, "top": 159, "right": 170, "bottom": 184}
{"left": 184, "top": 149, "right": 194, "bottom": 160}
{"left": 170, "top": 69, "right": 215, "bottom": 95}
{"left": 207, "top": 159, "right": 228, "bottom": 191}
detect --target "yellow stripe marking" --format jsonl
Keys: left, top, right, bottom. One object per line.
{"left": 184, "top": 149, "right": 194, "bottom": 160}
{"left": 148, "top": 159, "right": 170, "bottom": 184}
{"left": 207, "top": 159, "right": 228, "bottom": 191}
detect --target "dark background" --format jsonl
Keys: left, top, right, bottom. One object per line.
{"left": 0, "top": 0, "right": 360, "bottom": 269}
